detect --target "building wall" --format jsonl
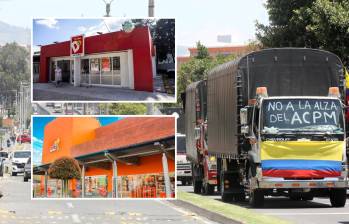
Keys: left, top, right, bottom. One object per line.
{"left": 42, "top": 117, "right": 100, "bottom": 164}
{"left": 39, "top": 27, "right": 154, "bottom": 92}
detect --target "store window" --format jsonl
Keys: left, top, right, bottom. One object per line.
{"left": 90, "top": 58, "right": 100, "bottom": 85}
{"left": 81, "top": 59, "right": 90, "bottom": 84}
{"left": 118, "top": 173, "right": 175, "bottom": 198}
{"left": 47, "top": 179, "right": 63, "bottom": 198}
{"left": 84, "top": 175, "right": 108, "bottom": 198}
{"left": 101, "top": 57, "right": 112, "bottom": 85}
{"left": 112, "top": 56, "right": 121, "bottom": 85}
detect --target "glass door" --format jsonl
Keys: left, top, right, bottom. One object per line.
{"left": 112, "top": 56, "right": 121, "bottom": 86}
{"left": 101, "top": 57, "right": 112, "bottom": 85}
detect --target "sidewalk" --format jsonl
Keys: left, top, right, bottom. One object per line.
{"left": 33, "top": 83, "right": 175, "bottom": 102}
{"left": 174, "top": 191, "right": 290, "bottom": 224}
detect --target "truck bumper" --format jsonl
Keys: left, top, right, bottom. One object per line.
{"left": 256, "top": 178, "right": 348, "bottom": 189}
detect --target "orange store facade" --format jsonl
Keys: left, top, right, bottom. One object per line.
{"left": 33, "top": 117, "right": 175, "bottom": 198}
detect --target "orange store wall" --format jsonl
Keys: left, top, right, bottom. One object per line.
{"left": 42, "top": 118, "right": 100, "bottom": 164}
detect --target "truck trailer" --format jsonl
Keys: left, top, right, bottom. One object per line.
{"left": 184, "top": 48, "right": 348, "bottom": 207}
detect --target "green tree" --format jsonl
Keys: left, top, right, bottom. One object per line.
{"left": 195, "top": 41, "right": 210, "bottom": 59}
{"left": 0, "top": 43, "right": 30, "bottom": 109}
{"left": 177, "top": 52, "right": 238, "bottom": 103}
{"left": 107, "top": 103, "right": 147, "bottom": 115}
{"left": 153, "top": 19, "right": 175, "bottom": 61}
{"left": 256, "top": 0, "right": 349, "bottom": 65}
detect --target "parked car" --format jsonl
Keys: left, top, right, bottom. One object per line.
{"left": 23, "top": 157, "right": 31, "bottom": 182}
{"left": 54, "top": 103, "right": 63, "bottom": 113}
{"left": 8, "top": 151, "right": 30, "bottom": 176}
{"left": 17, "top": 134, "right": 31, "bottom": 144}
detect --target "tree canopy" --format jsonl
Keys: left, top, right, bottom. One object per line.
{"left": 129, "top": 19, "right": 175, "bottom": 62}
{"left": 0, "top": 43, "right": 30, "bottom": 107}
{"left": 107, "top": 103, "right": 147, "bottom": 115}
{"left": 195, "top": 41, "right": 210, "bottom": 59}
{"left": 256, "top": 0, "right": 349, "bottom": 65}
{"left": 48, "top": 157, "right": 81, "bottom": 180}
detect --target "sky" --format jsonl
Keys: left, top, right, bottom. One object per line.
{"left": 32, "top": 116, "right": 121, "bottom": 165}
{"left": 33, "top": 18, "right": 129, "bottom": 46}
{"left": 0, "top": 0, "right": 269, "bottom": 55}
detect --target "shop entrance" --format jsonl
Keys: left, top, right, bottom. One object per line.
{"left": 50, "top": 58, "right": 73, "bottom": 84}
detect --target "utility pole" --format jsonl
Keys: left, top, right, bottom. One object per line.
{"left": 148, "top": 0, "right": 155, "bottom": 17}
{"left": 103, "top": 0, "right": 114, "bottom": 17}
{"left": 146, "top": 0, "right": 155, "bottom": 115}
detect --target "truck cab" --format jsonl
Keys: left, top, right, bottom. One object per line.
{"left": 241, "top": 88, "right": 347, "bottom": 207}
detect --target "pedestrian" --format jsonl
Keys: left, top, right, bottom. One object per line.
{"left": 55, "top": 65, "right": 62, "bottom": 87}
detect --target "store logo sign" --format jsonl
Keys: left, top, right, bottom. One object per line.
{"left": 71, "top": 35, "right": 84, "bottom": 56}
{"left": 50, "top": 138, "right": 60, "bottom": 153}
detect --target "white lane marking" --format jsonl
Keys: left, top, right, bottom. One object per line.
{"left": 71, "top": 214, "right": 81, "bottom": 223}
{"left": 66, "top": 202, "right": 74, "bottom": 208}
{"left": 266, "top": 212, "right": 349, "bottom": 215}
{"left": 157, "top": 200, "right": 216, "bottom": 224}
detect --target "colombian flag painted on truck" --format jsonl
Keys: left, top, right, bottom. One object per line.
{"left": 261, "top": 141, "right": 343, "bottom": 178}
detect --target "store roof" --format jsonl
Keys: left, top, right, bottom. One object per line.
{"left": 71, "top": 117, "right": 175, "bottom": 158}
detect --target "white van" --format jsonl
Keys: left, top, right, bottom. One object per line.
{"left": 8, "top": 151, "right": 31, "bottom": 176}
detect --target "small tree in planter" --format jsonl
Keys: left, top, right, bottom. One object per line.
{"left": 48, "top": 156, "right": 81, "bottom": 198}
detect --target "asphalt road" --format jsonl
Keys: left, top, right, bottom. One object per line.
{"left": 0, "top": 175, "right": 216, "bottom": 224}
{"left": 178, "top": 185, "right": 349, "bottom": 224}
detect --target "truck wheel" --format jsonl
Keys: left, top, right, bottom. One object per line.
{"left": 203, "top": 183, "right": 215, "bottom": 195}
{"left": 289, "top": 194, "right": 302, "bottom": 201}
{"left": 11, "top": 172, "right": 17, "bottom": 176}
{"left": 329, "top": 188, "right": 347, "bottom": 207}
{"left": 220, "top": 178, "right": 233, "bottom": 202}
{"left": 182, "top": 180, "right": 186, "bottom": 186}
{"left": 234, "top": 193, "right": 246, "bottom": 202}
{"left": 193, "top": 180, "right": 202, "bottom": 194}
{"left": 249, "top": 189, "right": 264, "bottom": 208}
{"left": 301, "top": 194, "right": 314, "bottom": 201}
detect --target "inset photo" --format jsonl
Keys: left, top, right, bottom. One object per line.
{"left": 32, "top": 18, "right": 175, "bottom": 102}
{"left": 32, "top": 116, "right": 175, "bottom": 199}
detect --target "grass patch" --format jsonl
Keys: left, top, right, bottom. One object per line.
{"left": 178, "top": 191, "right": 290, "bottom": 224}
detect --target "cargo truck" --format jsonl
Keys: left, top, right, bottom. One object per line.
{"left": 177, "top": 134, "right": 193, "bottom": 186}
{"left": 184, "top": 48, "right": 348, "bottom": 207}
{"left": 184, "top": 81, "right": 217, "bottom": 195}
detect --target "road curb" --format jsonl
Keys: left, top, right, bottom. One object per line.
{"left": 170, "top": 199, "right": 242, "bottom": 224}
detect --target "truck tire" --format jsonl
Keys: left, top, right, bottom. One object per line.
{"left": 329, "top": 188, "right": 346, "bottom": 207}
{"left": 301, "top": 194, "right": 314, "bottom": 201}
{"left": 249, "top": 189, "right": 264, "bottom": 208}
{"left": 193, "top": 180, "right": 202, "bottom": 194}
{"left": 234, "top": 193, "right": 246, "bottom": 202}
{"left": 11, "top": 172, "right": 17, "bottom": 176}
{"left": 220, "top": 178, "right": 233, "bottom": 202}
{"left": 203, "top": 183, "right": 215, "bottom": 195}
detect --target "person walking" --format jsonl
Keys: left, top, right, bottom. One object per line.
{"left": 55, "top": 65, "right": 62, "bottom": 87}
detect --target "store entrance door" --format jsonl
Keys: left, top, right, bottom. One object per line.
{"left": 57, "top": 60, "right": 71, "bottom": 83}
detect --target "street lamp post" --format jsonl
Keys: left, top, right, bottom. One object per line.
{"left": 103, "top": 0, "right": 114, "bottom": 17}
{"left": 148, "top": 0, "right": 154, "bottom": 17}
